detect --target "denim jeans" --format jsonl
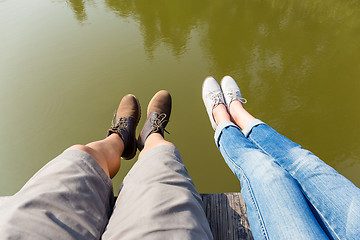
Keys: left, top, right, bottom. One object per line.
{"left": 214, "top": 120, "right": 360, "bottom": 240}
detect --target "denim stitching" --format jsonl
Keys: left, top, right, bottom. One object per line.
{"left": 248, "top": 135, "right": 341, "bottom": 240}
{"left": 248, "top": 135, "right": 273, "bottom": 159}
{"left": 299, "top": 188, "right": 340, "bottom": 240}
{"left": 220, "top": 143, "right": 270, "bottom": 240}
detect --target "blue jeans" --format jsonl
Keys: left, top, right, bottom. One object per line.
{"left": 215, "top": 120, "right": 360, "bottom": 240}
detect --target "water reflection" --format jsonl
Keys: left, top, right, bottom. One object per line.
{"left": 94, "top": 0, "right": 360, "bottom": 132}
{"left": 105, "top": 0, "right": 207, "bottom": 57}
{"left": 66, "top": 0, "right": 88, "bottom": 22}
{"left": 2, "top": 0, "right": 360, "bottom": 197}
{"left": 60, "top": 0, "right": 360, "bottom": 179}
{"left": 65, "top": 0, "right": 360, "bottom": 56}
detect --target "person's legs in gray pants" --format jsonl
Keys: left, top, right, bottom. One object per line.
{"left": 0, "top": 91, "right": 212, "bottom": 239}
{"left": 0, "top": 136, "right": 212, "bottom": 240}
{"left": 102, "top": 144, "right": 212, "bottom": 240}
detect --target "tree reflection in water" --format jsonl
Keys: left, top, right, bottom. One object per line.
{"left": 66, "top": 0, "right": 88, "bottom": 22}
{"left": 63, "top": 0, "right": 360, "bottom": 168}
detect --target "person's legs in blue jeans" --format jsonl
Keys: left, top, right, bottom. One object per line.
{"left": 213, "top": 107, "right": 328, "bottom": 239}
{"left": 203, "top": 78, "right": 329, "bottom": 239}
{"left": 229, "top": 100, "right": 360, "bottom": 240}
{"left": 248, "top": 121, "right": 360, "bottom": 240}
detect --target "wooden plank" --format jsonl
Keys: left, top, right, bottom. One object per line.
{"left": 200, "top": 193, "right": 253, "bottom": 240}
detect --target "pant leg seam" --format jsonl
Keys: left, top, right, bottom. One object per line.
{"left": 248, "top": 135, "right": 273, "bottom": 159}
{"left": 220, "top": 144, "right": 270, "bottom": 240}
{"left": 301, "top": 189, "right": 341, "bottom": 240}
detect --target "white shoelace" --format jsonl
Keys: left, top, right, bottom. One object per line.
{"left": 226, "top": 90, "right": 247, "bottom": 104}
{"left": 209, "top": 91, "right": 225, "bottom": 106}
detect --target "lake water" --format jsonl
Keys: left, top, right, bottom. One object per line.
{"left": 1, "top": 0, "right": 360, "bottom": 195}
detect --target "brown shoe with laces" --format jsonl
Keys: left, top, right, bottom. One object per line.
{"left": 107, "top": 94, "right": 141, "bottom": 160}
{"left": 137, "top": 90, "right": 172, "bottom": 151}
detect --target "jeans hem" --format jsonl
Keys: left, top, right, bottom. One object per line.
{"left": 242, "top": 119, "right": 265, "bottom": 137}
{"left": 214, "top": 121, "right": 239, "bottom": 146}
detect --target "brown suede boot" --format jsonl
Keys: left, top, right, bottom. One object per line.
{"left": 107, "top": 94, "right": 141, "bottom": 160}
{"left": 137, "top": 90, "right": 172, "bottom": 151}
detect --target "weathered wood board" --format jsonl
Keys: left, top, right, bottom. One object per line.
{"left": 201, "top": 193, "right": 253, "bottom": 240}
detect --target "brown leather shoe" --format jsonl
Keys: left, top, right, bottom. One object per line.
{"left": 137, "top": 90, "right": 172, "bottom": 151}
{"left": 107, "top": 94, "right": 141, "bottom": 160}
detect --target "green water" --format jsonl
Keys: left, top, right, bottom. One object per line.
{"left": 1, "top": 0, "right": 360, "bottom": 195}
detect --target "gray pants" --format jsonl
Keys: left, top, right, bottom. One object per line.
{"left": 0, "top": 145, "right": 213, "bottom": 240}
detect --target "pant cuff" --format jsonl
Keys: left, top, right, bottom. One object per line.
{"left": 214, "top": 121, "right": 239, "bottom": 146}
{"left": 242, "top": 119, "right": 264, "bottom": 137}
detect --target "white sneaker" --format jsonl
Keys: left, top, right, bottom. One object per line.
{"left": 202, "top": 76, "right": 226, "bottom": 130}
{"left": 221, "top": 76, "right": 247, "bottom": 110}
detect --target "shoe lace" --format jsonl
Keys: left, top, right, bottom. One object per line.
{"left": 151, "top": 113, "right": 170, "bottom": 134}
{"left": 209, "top": 91, "right": 225, "bottom": 106}
{"left": 226, "top": 90, "right": 247, "bottom": 104}
{"left": 117, "top": 118, "right": 128, "bottom": 130}
{"left": 110, "top": 111, "right": 128, "bottom": 131}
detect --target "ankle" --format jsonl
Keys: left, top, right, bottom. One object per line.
{"left": 229, "top": 101, "right": 255, "bottom": 129}
{"left": 212, "top": 104, "right": 230, "bottom": 125}
{"left": 139, "top": 133, "right": 175, "bottom": 158}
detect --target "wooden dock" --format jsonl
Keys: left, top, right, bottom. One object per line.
{"left": 201, "top": 193, "right": 253, "bottom": 240}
